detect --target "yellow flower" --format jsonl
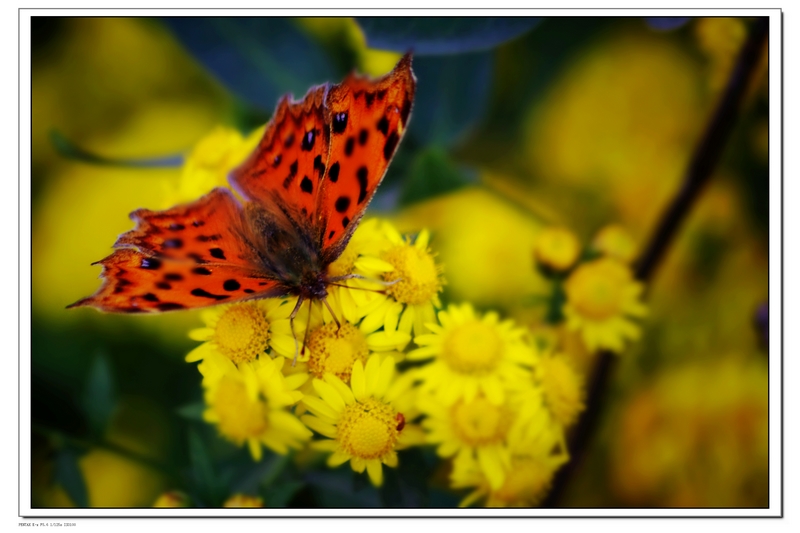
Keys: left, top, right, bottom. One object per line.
{"left": 300, "top": 357, "right": 423, "bottom": 487}
{"left": 538, "top": 353, "right": 585, "bottom": 428}
{"left": 201, "top": 356, "right": 311, "bottom": 460}
{"left": 451, "top": 422, "right": 569, "bottom": 507}
{"left": 592, "top": 224, "right": 637, "bottom": 264}
{"left": 563, "top": 258, "right": 647, "bottom": 352}
{"left": 694, "top": 18, "right": 747, "bottom": 93}
{"left": 358, "top": 222, "right": 444, "bottom": 339}
{"left": 153, "top": 491, "right": 190, "bottom": 508}
{"left": 223, "top": 494, "right": 264, "bottom": 508}
{"left": 534, "top": 227, "right": 581, "bottom": 272}
{"left": 419, "top": 391, "right": 515, "bottom": 491}
{"left": 326, "top": 218, "right": 396, "bottom": 324}
{"left": 166, "top": 125, "right": 264, "bottom": 206}
{"left": 409, "top": 303, "right": 537, "bottom": 406}
{"left": 186, "top": 300, "right": 298, "bottom": 366}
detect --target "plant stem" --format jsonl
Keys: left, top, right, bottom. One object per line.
{"left": 541, "top": 16, "right": 769, "bottom": 508}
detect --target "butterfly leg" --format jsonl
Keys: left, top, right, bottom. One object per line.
{"left": 289, "top": 296, "right": 305, "bottom": 367}
{"left": 321, "top": 297, "right": 341, "bottom": 331}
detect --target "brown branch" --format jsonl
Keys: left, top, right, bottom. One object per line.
{"left": 541, "top": 17, "right": 769, "bottom": 507}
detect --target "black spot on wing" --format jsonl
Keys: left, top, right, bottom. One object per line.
{"left": 384, "top": 131, "right": 399, "bottom": 161}
{"left": 244, "top": 289, "right": 255, "bottom": 294}
{"left": 196, "top": 234, "right": 221, "bottom": 243}
{"left": 209, "top": 248, "right": 226, "bottom": 260}
{"left": 164, "top": 273, "right": 184, "bottom": 281}
{"left": 223, "top": 279, "right": 241, "bottom": 291}
{"left": 345, "top": 136, "right": 355, "bottom": 157}
{"left": 168, "top": 223, "right": 185, "bottom": 231}
{"left": 328, "top": 162, "right": 340, "bottom": 183}
{"left": 356, "top": 167, "right": 368, "bottom": 204}
{"left": 359, "top": 128, "right": 369, "bottom": 146}
{"left": 333, "top": 112, "right": 348, "bottom": 134}
{"left": 272, "top": 154, "right": 282, "bottom": 168}
{"left": 301, "top": 176, "right": 314, "bottom": 194}
{"left": 377, "top": 116, "right": 389, "bottom": 136}
{"left": 193, "top": 267, "right": 211, "bottom": 275}
{"left": 157, "top": 302, "right": 185, "bottom": 311}
{"left": 284, "top": 132, "right": 295, "bottom": 148}
{"left": 335, "top": 196, "right": 351, "bottom": 213}
{"left": 365, "top": 92, "right": 375, "bottom": 107}
{"left": 301, "top": 129, "right": 315, "bottom": 151}
{"left": 328, "top": 230, "right": 335, "bottom": 240}
{"left": 142, "top": 293, "right": 160, "bottom": 302}
{"left": 191, "top": 288, "right": 229, "bottom": 301}
{"left": 313, "top": 155, "right": 325, "bottom": 179}
{"left": 155, "top": 282, "right": 172, "bottom": 290}
{"left": 342, "top": 216, "right": 350, "bottom": 229}
{"left": 163, "top": 239, "right": 183, "bottom": 250}
{"left": 140, "top": 257, "right": 161, "bottom": 270}
{"left": 283, "top": 160, "right": 299, "bottom": 189}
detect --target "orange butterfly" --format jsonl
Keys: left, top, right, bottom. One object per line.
{"left": 69, "top": 54, "right": 416, "bottom": 333}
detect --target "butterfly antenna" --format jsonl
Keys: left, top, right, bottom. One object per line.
{"left": 328, "top": 273, "right": 403, "bottom": 287}
{"left": 289, "top": 296, "right": 305, "bottom": 367}
{"left": 321, "top": 297, "right": 341, "bottom": 331}
{"left": 327, "top": 282, "right": 387, "bottom": 295}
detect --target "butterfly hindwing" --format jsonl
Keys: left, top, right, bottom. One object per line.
{"left": 316, "top": 53, "right": 416, "bottom": 261}
{"left": 230, "top": 86, "right": 330, "bottom": 228}
{"left": 68, "top": 248, "right": 284, "bottom": 313}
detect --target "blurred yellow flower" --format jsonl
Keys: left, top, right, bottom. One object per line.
{"left": 592, "top": 224, "right": 637, "bottom": 264}
{"left": 419, "top": 392, "right": 515, "bottom": 491}
{"left": 223, "top": 494, "right": 264, "bottom": 508}
{"left": 534, "top": 227, "right": 581, "bottom": 272}
{"left": 301, "top": 357, "right": 422, "bottom": 487}
{"left": 450, "top": 420, "right": 568, "bottom": 507}
{"left": 409, "top": 303, "right": 537, "bottom": 406}
{"left": 610, "top": 356, "right": 768, "bottom": 507}
{"left": 201, "top": 356, "right": 311, "bottom": 460}
{"left": 538, "top": 353, "right": 585, "bottom": 428}
{"left": 168, "top": 125, "right": 264, "bottom": 206}
{"left": 694, "top": 18, "right": 746, "bottom": 93}
{"left": 186, "top": 300, "right": 298, "bottom": 365}
{"left": 153, "top": 491, "right": 190, "bottom": 508}
{"left": 563, "top": 258, "right": 647, "bottom": 352}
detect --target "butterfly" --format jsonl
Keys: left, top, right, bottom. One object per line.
{"left": 69, "top": 54, "right": 416, "bottom": 337}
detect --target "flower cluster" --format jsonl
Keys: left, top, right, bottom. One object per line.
{"left": 533, "top": 225, "right": 647, "bottom": 354}
{"left": 176, "top": 129, "right": 645, "bottom": 507}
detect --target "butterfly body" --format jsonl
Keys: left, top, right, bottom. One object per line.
{"left": 69, "top": 54, "right": 416, "bottom": 315}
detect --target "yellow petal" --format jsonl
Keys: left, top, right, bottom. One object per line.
{"left": 363, "top": 355, "right": 382, "bottom": 397}
{"left": 301, "top": 396, "right": 339, "bottom": 421}
{"left": 373, "top": 356, "right": 396, "bottom": 399}
{"left": 327, "top": 451, "right": 350, "bottom": 467}
{"left": 301, "top": 415, "right": 338, "bottom": 439}
{"left": 366, "top": 460, "right": 384, "bottom": 486}
{"left": 185, "top": 342, "right": 214, "bottom": 363}
{"left": 188, "top": 328, "right": 214, "bottom": 342}
{"left": 248, "top": 439, "right": 262, "bottom": 462}
{"left": 313, "top": 379, "right": 346, "bottom": 413}
{"left": 351, "top": 360, "right": 366, "bottom": 400}
{"left": 477, "top": 447, "right": 506, "bottom": 491}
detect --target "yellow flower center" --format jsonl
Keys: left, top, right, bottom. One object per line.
{"left": 327, "top": 245, "right": 359, "bottom": 278}
{"left": 535, "top": 227, "right": 581, "bottom": 271}
{"left": 338, "top": 397, "right": 400, "bottom": 460}
{"left": 441, "top": 320, "right": 504, "bottom": 375}
{"left": 211, "top": 376, "right": 266, "bottom": 444}
{"left": 593, "top": 224, "right": 636, "bottom": 263}
{"left": 382, "top": 243, "right": 440, "bottom": 305}
{"left": 451, "top": 396, "right": 512, "bottom": 447}
{"left": 307, "top": 323, "right": 369, "bottom": 382}
{"left": 565, "top": 259, "right": 630, "bottom": 320}
{"left": 213, "top": 303, "right": 270, "bottom": 364}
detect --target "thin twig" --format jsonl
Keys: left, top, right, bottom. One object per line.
{"left": 541, "top": 17, "right": 769, "bottom": 507}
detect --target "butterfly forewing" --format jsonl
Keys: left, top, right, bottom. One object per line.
{"left": 316, "top": 54, "right": 416, "bottom": 261}
{"left": 229, "top": 86, "right": 330, "bottom": 227}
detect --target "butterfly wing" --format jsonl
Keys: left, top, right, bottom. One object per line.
{"left": 229, "top": 85, "right": 330, "bottom": 227}
{"left": 69, "top": 188, "right": 285, "bottom": 313}
{"left": 316, "top": 53, "right": 416, "bottom": 262}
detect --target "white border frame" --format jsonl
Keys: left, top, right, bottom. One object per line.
{"left": 18, "top": 7, "right": 783, "bottom": 519}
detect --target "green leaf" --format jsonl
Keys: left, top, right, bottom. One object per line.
{"left": 54, "top": 447, "right": 88, "bottom": 507}
{"left": 400, "top": 146, "right": 472, "bottom": 206}
{"left": 162, "top": 18, "right": 336, "bottom": 112}
{"left": 357, "top": 17, "right": 541, "bottom": 55}
{"left": 175, "top": 402, "right": 206, "bottom": 421}
{"left": 406, "top": 52, "right": 493, "bottom": 147}
{"left": 50, "top": 130, "right": 183, "bottom": 167}
{"left": 81, "top": 355, "right": 116, "bottom": 438}
{"left": 263, "top": 481, "right": 304, "bottom": 508}
{"left": 188, "top": 429, "right": 219, "bottom": 505}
